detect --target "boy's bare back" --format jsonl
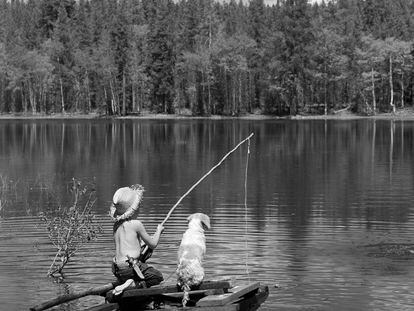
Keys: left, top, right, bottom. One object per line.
{"left": 114, "top": 220, "right": 142, "bottom": 261}
{"left": 114, "top": 219, "right": 163, "bottom": 262}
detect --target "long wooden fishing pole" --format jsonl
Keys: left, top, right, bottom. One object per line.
{"left": 140, "top": 132, "right": 254, "bottom": 261}
{"left": 161, "top": 132, "right": 254, "bottom": 226}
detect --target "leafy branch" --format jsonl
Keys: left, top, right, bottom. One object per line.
{"left": 39, "top": 178, "right": 102, "bottom": 277}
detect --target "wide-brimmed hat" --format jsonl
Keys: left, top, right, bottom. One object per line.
{"left": 109, "top": 184, "right": 144, "bottom": 221}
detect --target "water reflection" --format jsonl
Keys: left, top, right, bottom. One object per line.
{"left": 0, "top": 119, "right": 414, "bottom": 310}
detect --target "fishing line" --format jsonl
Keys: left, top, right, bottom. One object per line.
{"left": 244, "top": 136, "right": 251, "bottom": 283}
{"left": 163, "top": 269, "right": 177, "bottom": 283}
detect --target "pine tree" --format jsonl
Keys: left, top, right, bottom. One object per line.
{"left": 39, "top": 0, "right": 75, "bottom": 38}
{"left": 146, "top": 0, "right": 175, "bottom": 113}
{"left": 110, "top": 0, "right": 130, "bottom": 115}
{"left": 245, "top": 0, "right": 267, "bottom": 111}
{"left": 279, "top": 0, "right": 314, "bottom": 114}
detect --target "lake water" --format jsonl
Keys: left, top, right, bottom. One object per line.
{"left": 0, "top": 119, "right": 414, "bottom": 311}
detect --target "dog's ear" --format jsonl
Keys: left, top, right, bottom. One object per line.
{"left": 187, "top": 213, "right": 211, "bottom": 230}
{"left": 199, "top": 214, "right": 210, "bottom": 230}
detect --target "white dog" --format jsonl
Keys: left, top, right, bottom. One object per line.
{"left": 176, "top": 213, "right": 211, "bottom": 306}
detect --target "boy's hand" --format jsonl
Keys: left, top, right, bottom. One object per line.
{"left": 157, "top": 224, "right": 165, "bottom": 234}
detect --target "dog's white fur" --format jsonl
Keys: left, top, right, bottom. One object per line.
{"left": 176, "top": 213, "right": 210, "bottom": 306}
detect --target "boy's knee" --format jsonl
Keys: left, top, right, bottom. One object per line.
{"left": 144, "top": 267, "right": 163, "bottom": 287}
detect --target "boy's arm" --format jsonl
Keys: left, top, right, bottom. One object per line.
{"left": 133, "top": 221, "right": 164, "bottom": 249}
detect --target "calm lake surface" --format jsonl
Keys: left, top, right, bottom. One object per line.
{"left": 0, "top": 119, "right": 414, "bottom": 311}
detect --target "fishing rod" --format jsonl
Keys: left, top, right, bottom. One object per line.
{"left": 139, "top": 132, "right": 254, "bottom": 262}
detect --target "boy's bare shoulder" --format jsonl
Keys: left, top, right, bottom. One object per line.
{"left": 128, "top": 219, "right": 142, "bottom": 224}
{"left": 127, "top": 219, "right": 144, "bottom": 229}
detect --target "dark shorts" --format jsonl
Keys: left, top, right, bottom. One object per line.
{"left": 112, "top": 259, "right": 163, "bottom": 288}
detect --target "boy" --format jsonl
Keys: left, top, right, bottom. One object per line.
{"left": 109, "top": 184, "right": 164, "bottom": 295}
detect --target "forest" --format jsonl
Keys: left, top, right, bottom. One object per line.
{"left": 1, "top": 0, "right": 414, "bottom": 117}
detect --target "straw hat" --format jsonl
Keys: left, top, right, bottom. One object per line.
{"left": 109, "top": 184, "right": 144, "bottom": 221}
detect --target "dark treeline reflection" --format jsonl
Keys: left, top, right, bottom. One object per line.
{"left": 1, "top": 120, "right": 413, "bottom": 229}
{"left": 256, "top": 120, "right": 414, "bottom": 229}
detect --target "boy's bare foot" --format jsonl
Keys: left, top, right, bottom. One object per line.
{"left": 113, "top": 279, "right": 134, "bottom": 295}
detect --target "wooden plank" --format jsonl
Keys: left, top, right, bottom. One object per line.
{"left": 84, "top": 303, "right": 119, "bottom": 311}
{"left": 236, "top": 285, "right": 269, "bottom": 311}
{"left": 184, "top": 305, "right": 238, "bottom": 311}
{"left": 119, "top": 280, "right": 232, "bottom": 299}
{"left": 196, "top": 282, "right": 260, "bottom": 307}
{"left": 159, "top": 285, "right": 268, "bottom": 311}
{"left": 162, "top": 288, "right": 224, "bottom": 299}
{"left": 158, "top": 303, "right": 239, "bottom": 311}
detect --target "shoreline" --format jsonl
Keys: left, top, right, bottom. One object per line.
{"left": 1, "top": 108, "right": 414, "bottom": 121}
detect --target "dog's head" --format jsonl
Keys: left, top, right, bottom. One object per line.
{"left": 187, "top": 213, "right": 211, "bottom": 231}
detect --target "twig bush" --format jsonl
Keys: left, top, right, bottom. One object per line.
{"left": 39, "top": 178, "right": 102, "bottom": 277}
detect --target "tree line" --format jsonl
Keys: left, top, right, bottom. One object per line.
{"left": 1, "top": 0, "right": 414, "bottom": 117}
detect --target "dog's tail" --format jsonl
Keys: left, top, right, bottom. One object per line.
{"left": 181, "top": 283, "right": 191, "bottom": 307}
{"left": 176, "top": 258, "right": 205, "bottom": 306}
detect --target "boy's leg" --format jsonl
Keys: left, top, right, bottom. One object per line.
{"left": 113, "top": 279, "right": 134, "bottom": 295}
{"left": 140, "top": 263, "right": 164, "bottom": 287}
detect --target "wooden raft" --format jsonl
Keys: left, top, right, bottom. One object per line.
{"left": 87, "top": 280, "right": 268, "bottom": 311}
{"left": 108, "top": 280, "right": 232, "bottom": 300}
